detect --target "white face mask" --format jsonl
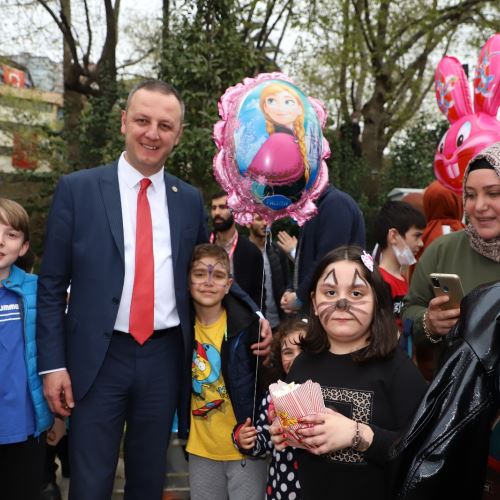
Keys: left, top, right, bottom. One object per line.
{"left": 391, "top": 236, "right": 417, "bottom": 266}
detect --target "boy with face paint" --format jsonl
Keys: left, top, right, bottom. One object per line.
{"left": 373, "top": 201, "right": 426, "bottom": 331}
{"left": 186, "top": 244, "right": 267, "bottom": 500}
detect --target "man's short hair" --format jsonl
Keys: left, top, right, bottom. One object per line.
{"left": 190, "top": 243, "right": 231, "bottom": 275}
{"left": 210, "top": 190, "right": 228, "bottom": 203}
{"left": 126, "top": 79, "right": 185, "bottom": 121}
{"left": 0, "top": 198, "right": 30, "bottom": 242}
{"left": 374, "top": 200, "right": 426, "bottom": 250}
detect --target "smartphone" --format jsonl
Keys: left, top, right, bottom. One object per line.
{"left": 429, "top": 273, "right": 464, "bottom": 309}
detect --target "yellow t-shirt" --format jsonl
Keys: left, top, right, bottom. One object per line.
{"left": 186, "top": 310, "right": 243, "bottom": 460}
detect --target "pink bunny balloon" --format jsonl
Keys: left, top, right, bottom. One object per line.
{"left": 434, "top": 34, "right": 500, "bottom": 192}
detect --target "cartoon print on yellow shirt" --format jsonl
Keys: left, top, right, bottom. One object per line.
{"left": 191, "top": 340, "right": 228, "bottom": 417}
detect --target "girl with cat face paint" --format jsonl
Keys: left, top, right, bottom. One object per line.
{"left": 269, "top": 246, "right": 427, "bottom": 500}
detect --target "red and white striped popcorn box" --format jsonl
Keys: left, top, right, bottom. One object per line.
{"left": 269, "top": 380, "right": 326, "bottom": 444}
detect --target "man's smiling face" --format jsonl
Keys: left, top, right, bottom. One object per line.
{"left": 121, "top": 88, "right": 183, "bottom": 176}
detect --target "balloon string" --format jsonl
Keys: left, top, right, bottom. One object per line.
{"left": 252, "top": 224, "right": 271, "bottom": 424}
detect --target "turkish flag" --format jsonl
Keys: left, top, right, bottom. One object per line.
{"left": 3, "top": 65, "right": 26, "bottom": 88}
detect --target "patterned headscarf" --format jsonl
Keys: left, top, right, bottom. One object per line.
{"left": 463, "top": 142, "right": 500, "bottom": 263}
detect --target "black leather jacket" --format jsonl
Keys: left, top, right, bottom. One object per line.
{"left": 392, "top": 281, "right": 500, "bottom": 499}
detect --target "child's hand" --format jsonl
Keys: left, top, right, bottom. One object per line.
{"left": 298, "top": 409, "right": 373, "bottom": 455}
{"left": 47, "top": 416, "right": 66, "bottom": 446}
{"left": 269, "top": 418, "right": 287, "bottom": 451}
{"left": 268, "top": 401, "right": 275, "bottom": 424}
{"left": 236, "top": 417, "right": 257, "bottom": 450}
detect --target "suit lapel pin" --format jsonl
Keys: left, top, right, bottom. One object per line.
{"left": 171, "top": 186, "right": 178, "bottom": 193}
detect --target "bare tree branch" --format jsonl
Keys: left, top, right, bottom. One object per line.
{"left": 117, "top": 48, "right": 156, "bottom": 70}
{"left": 272, "top": 3, "right": 292, "bottom": 63}
{"left": 390, "top": 0, "right": 488, "bottom": 62}
{"left": 255, "top": 0, "right": 277, "bottom": 50}
{"left": 37, "top": 0, "right": 79, "bottom": 67}
{"left": 261, "top": 0, "right": 292, "bottom": 50}
{"left": 338, "top": 0, "right": 353, "bottom": 119}
{"left": 351, "top": 0, "right": 374, "bottom": 53}
{"left": 83, "top": 0, "right": 92, "bottom": 66}
{"left": 242, "top": 0, "right": 258, "bottom": 41}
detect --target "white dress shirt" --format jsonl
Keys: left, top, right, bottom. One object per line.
{"left": 114, "top": 153, "right": 180, "bottom": 332}
{"left": 39, "top": 156, "right": 179, "bottom": 374}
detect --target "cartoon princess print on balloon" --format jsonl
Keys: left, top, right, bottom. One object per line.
{"left": 213, "top": 73, "right": 329, "bottom": 226}
{"left": 246, "top": 83, "right": 310, "bottom": 206}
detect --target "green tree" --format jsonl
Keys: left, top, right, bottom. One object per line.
{"left": 324, "top": 123, "right": 375, "bottom": 245}
{"left": 382, "top": 115, "right": 448, "bottom": 192}
{"left": 36, "top": 0, "right": 121, "bottom": 170}
{"left": 1, "top": 171, "right": 59, "bottom": 261}
{"left": 294, "top": 0, "right": 498, "bottom": 199}
{"left": 159, "top": 0, "right": 294, "bottom": 195}
{"left": 325, "top": 114, "right": 448, "bottom": 248}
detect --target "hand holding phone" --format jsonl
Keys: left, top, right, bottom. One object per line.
{"left": 429, "top": 273, "right": 464, "bottom": 310}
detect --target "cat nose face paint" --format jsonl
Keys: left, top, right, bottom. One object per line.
{"left": 334, "top": 298, "right": 350, "bottom": 311}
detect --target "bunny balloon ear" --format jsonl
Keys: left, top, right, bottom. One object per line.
{"left": 473, "top": 34, "right": 500, "bottom": 117}
{"left": 435, "top": 56, "right": 473, "bottom": 124}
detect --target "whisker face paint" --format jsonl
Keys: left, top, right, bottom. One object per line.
{"left": 312, "top": 260, "right": 375, "bottom": 353}
{"left": 316, "top": 297, "right": 371, "bottom": 325}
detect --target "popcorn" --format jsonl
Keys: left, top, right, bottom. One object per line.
{"left": 270, "top": 381, "right": 299, "bottom": 398}
{"left": 269, "top": 380, "right": 326, "bottom": 445}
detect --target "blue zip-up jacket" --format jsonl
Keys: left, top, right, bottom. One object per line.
{"left": 2, "top": 265, "right": 53, "bottom": 437}
{"left": 220, "top": 293, "right": 263, "bottom": 423}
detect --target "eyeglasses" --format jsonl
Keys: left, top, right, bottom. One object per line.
{"left": 190, "top": 269, "right": 230, "bottom": 287}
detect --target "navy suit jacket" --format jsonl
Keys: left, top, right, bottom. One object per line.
{"left": 37, "top": 162, "right": 208, "bottom": 433}
{"left": 296, "top": 185, "right": 366, "bottom": 302}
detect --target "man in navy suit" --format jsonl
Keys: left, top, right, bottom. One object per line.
{"left": 37, "top": 80, "right": 269, "bottom": 500}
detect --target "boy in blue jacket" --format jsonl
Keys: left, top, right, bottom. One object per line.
{"left": 0, "top": 198, "right": 52, "bottom": 500}
{"left": 186, "top": 243, "right": 267, "bottom": 500}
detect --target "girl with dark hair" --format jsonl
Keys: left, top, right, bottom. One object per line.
{"left": 270, "top": 246, "right": 427, "bottom": 500}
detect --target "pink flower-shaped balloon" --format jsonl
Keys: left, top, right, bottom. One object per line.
{"left": 434, "top": 34, "right": 500, "bottom": 192}
{"left": 213, "top": 73, "right": 329, "bottom": 225}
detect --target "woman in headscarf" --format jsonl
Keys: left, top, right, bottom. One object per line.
{"left": 401, "top": 142, "right": 500, "bottom": 494}
{"left": 402, "top": 141, "right": 500, "bottom": 349}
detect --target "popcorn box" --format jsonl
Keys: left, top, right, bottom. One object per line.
{"left": 269, "top": 380, "right": 326, "bottom": 444}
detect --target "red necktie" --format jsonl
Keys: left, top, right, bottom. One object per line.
{"left": 129, "top": 178, "right": 154, "bottom": 344}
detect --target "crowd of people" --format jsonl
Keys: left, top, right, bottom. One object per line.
{"left": 0, "top": 78, "right": 499, "bottom": 500}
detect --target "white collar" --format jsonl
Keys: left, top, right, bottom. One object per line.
{"left": 118, "top": 152, "right": 165, "bottom": 192}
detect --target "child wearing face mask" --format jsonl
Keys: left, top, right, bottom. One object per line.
{"left": 373, "top": 201, "right": 426, "bottom": 332}
{"left": 269, "top": 246, "right": 427, "bottom": 500}
{"left": 233, "top": 317, "right": 307, "bottom": 500}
